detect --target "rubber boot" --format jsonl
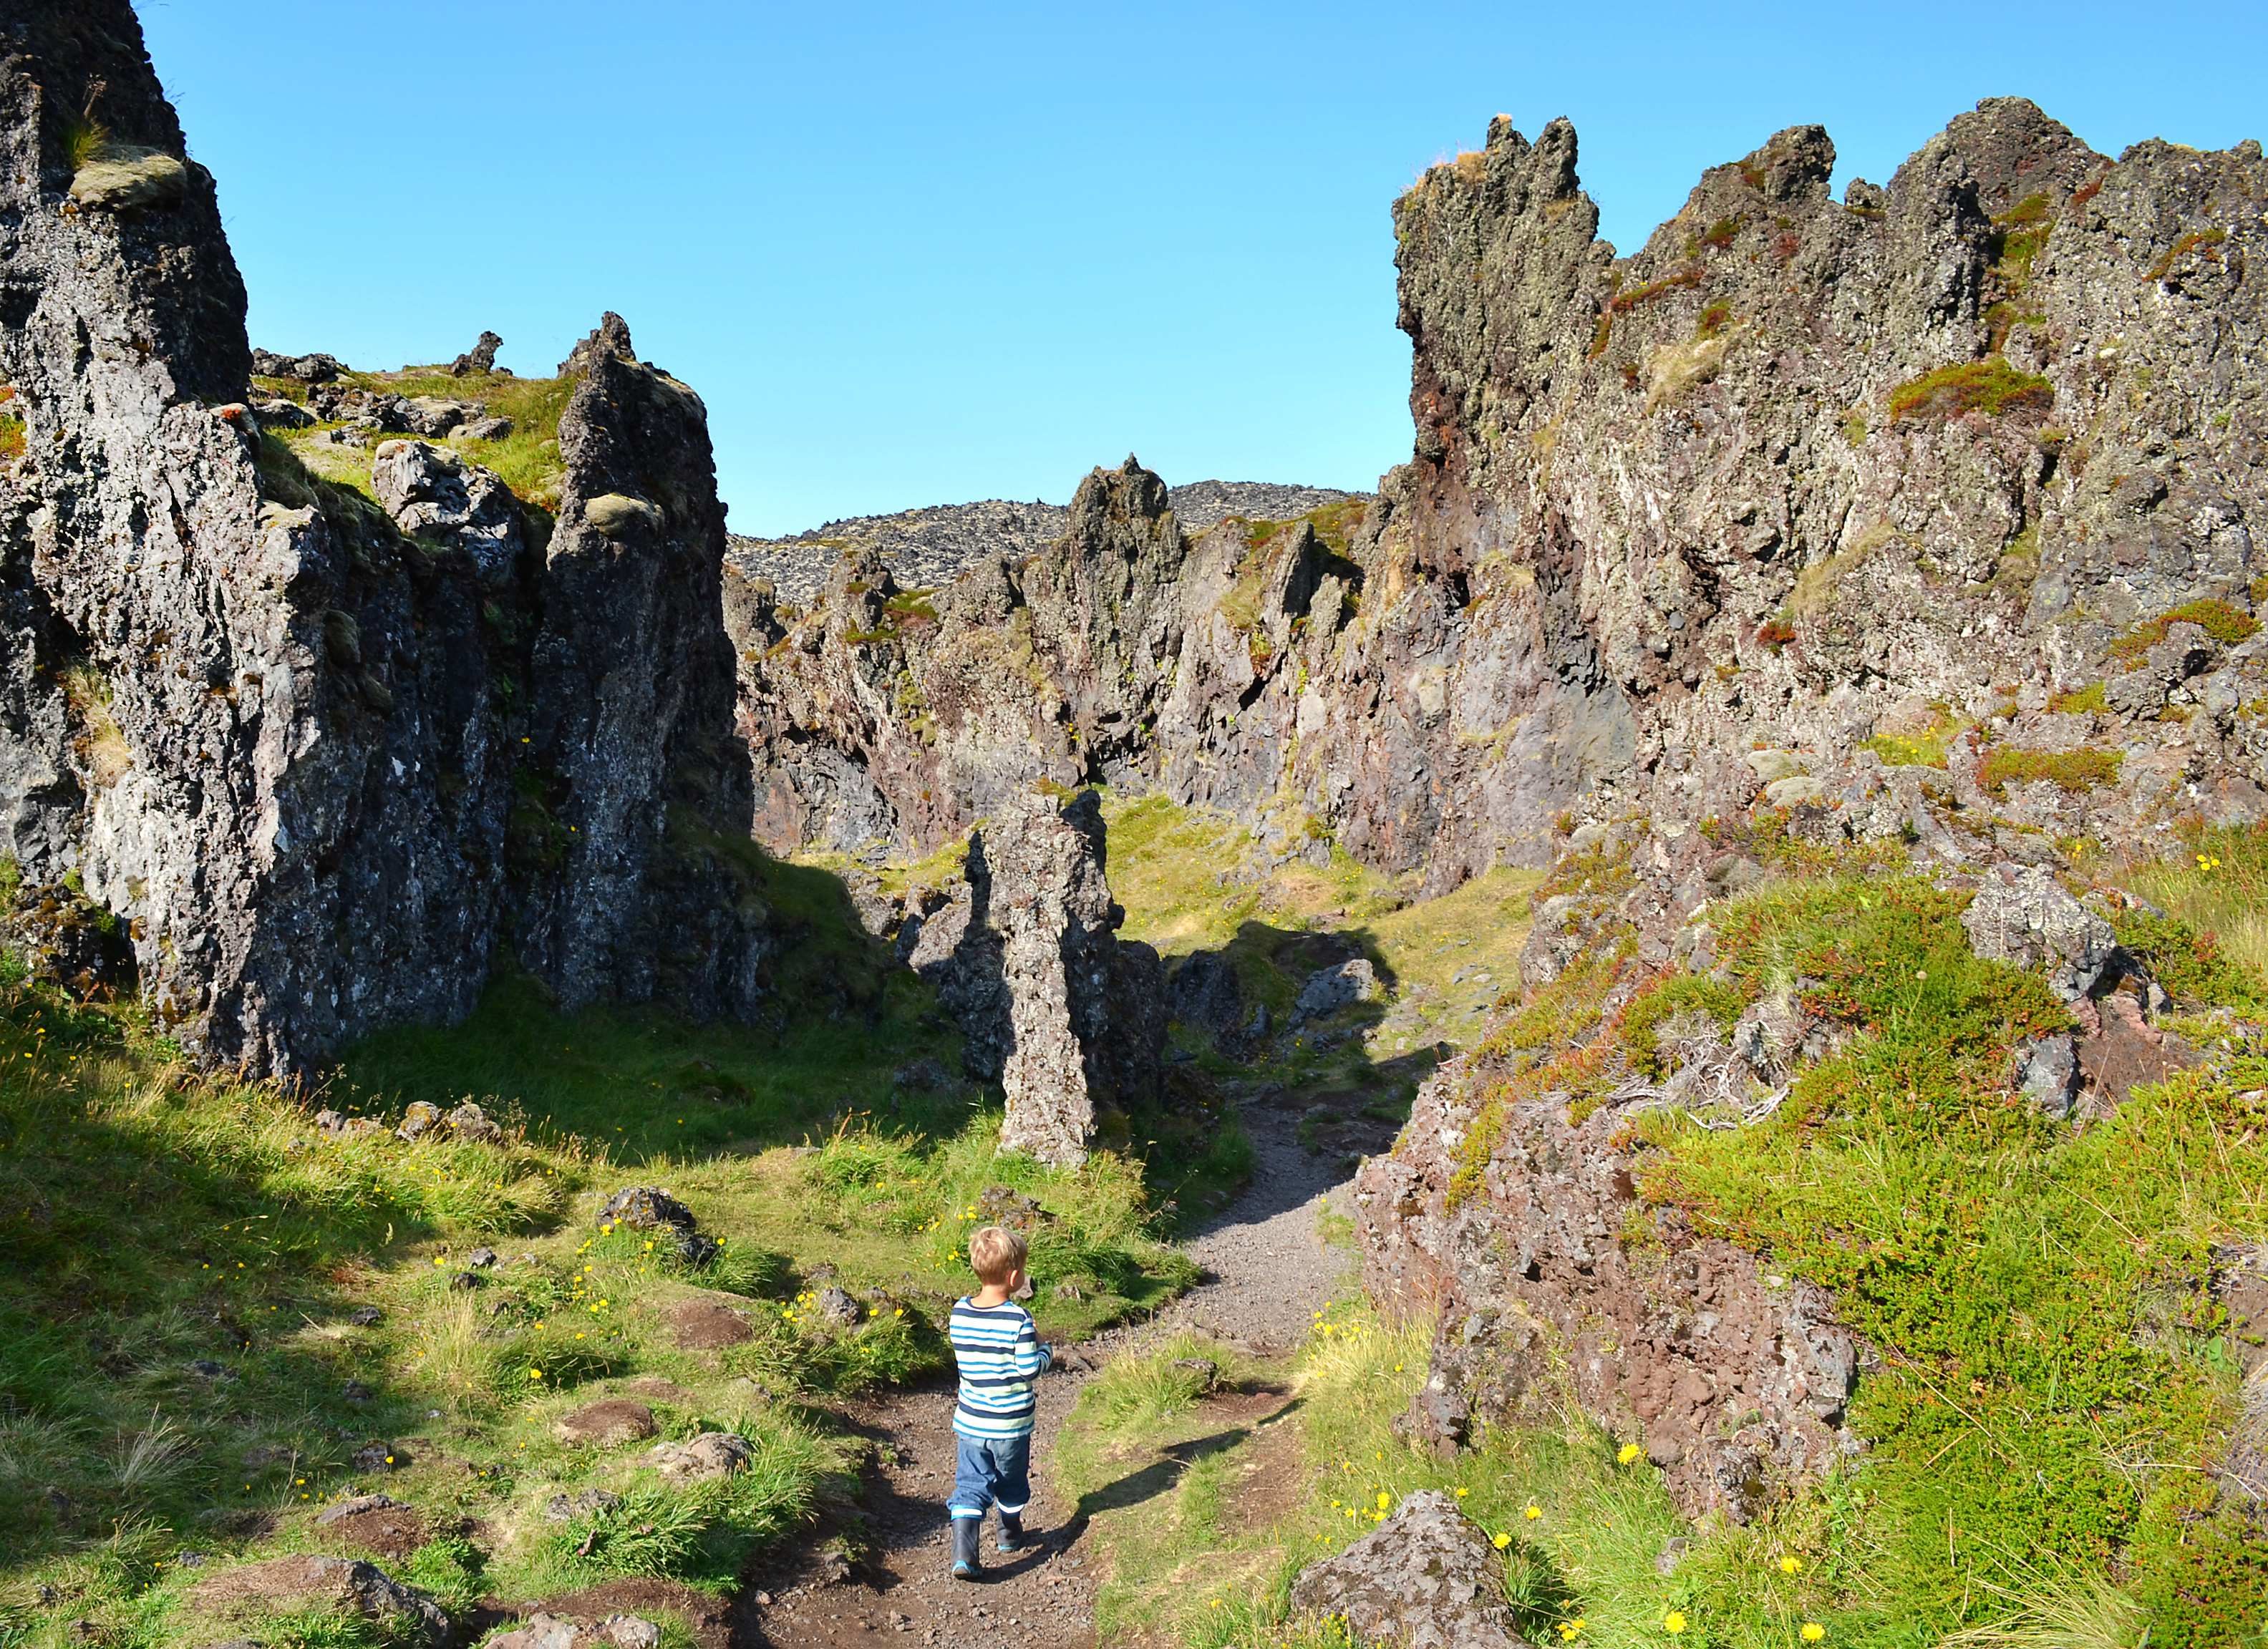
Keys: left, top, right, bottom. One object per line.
{"left": 996, "top": 1509, "right": 1027, "bottom": 1553}
{"left": 951, "top": 1514, "right": 983, "bottom": 1580}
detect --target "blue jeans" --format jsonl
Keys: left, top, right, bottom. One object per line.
{"left": 949, "top": 1431, "right": 1032, "bottom": 1519}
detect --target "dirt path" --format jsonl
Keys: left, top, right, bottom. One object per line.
{"left": 1170, "top": 1083, "right": 1380, "bottom": 1351}
{"left": 737, "top": 1348, "right": 1107, "bottom": 1649}
{"left": 738, "top": 1091, "right": 1380, "bottom": 1648}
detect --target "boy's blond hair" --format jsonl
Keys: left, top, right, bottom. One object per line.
{"left": 969, "top": 1225, "right": 1027, "bottom": 1286}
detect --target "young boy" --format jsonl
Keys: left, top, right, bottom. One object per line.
{"left": 946, "top": 1225, "right": 1053, "bottom": 1579}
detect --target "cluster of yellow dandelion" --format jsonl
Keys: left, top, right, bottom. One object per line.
{"left": 2198, "top": 852, "right": 2223, "bottom": 871}
{"left": 1618, "top": 1442, "right": 1644, "bottom": 1465}
{"left": 1557, "top": 1618, "right": 1586, "bottom": 1640}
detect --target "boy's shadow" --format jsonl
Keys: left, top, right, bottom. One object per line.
{"left": 1014, "top": 1399, "right": 1304, "bottom": 1572}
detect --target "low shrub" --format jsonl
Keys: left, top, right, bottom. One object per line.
{"left": 2107, "top": 598, "right": 2259, "bottom": 666}
{"left": 1887, "top": 358, "right": 2055, "bottom": 422}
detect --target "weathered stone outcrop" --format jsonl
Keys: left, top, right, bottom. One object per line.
{"left": 1286, "top": 1490, "right": 1523, "bottom": 1649}
{"left": 906, "top": 790, "right": 1163, "bottom": 1162}
{"left": 737, "top": 99, "right": 2267, "bottom": 887}
{"left": 740, "top": 457, "right": 1191, "bottom": 856}
{"left": 0, "top": 6, "right": 791, "bottom": 1074}
{"left": 1357, "top": 1072, "right": 1857, "bottom": 1524}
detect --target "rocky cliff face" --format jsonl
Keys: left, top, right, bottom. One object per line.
{"left": 0, "top": 6, "right": 777, "bottom": 1073}
{"left": 904, "top": 789, "right": 1164, "bottom": 1164}
{"left": 1367, "top": 99, "right": 2265, "bottom": 870}
{"left": 739, "top": 99, "right": 2267, "bottom": 889}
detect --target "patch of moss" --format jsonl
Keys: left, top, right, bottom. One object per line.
{"left": 1606, "top": 266, "right": 1703, "bottom": 316}
{"left": 2146, "top": 226, "right": 2229, "bottom": 283}
{"left": 1887, "top": 357, "right": 2055, "bottom": 423}
{"left": 1975, "top": 746, "right": 2121, "bottom": 797}
{"left": 1861, "top": 704, "right": 1960, "bottom": 769}
{"left": 2108, "top": 598, "right": 2260, "bottom": 667}
{"left": 2046, "top": 682, "right": 2108, "bottom": 714}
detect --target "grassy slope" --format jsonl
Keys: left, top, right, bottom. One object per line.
{"left": 0, "top": 925, "right": 1191, "bottom": 1646}
{"left": 1060, "top": 824, "right": 2268, "bottom": 1648}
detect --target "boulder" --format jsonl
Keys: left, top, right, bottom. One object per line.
{"left": 370, "top": 439, "right": 526, "bottom": 588}
{"left": 396, "top": 1101, "right": 443, "bottom": 1142}
{"left": 1958, "top": 865, "right": 2123, "bottom": 1002}
{"left": 2015, "top": 1034, "right": 2080, "bottom": 1116}
{"left": 447, "top": 1101, "right": 505, "bottom": 1143}
{"left": 1292, "top": 958, "right": 1377, "bottom": 1023}
{"left": 251, "top": 397, "right": 315, "bottom": 430}
{"left": 251, "top": 349, "right": 344, "bottom": 381}
{"left": 451, "top": 330, "right": 503, "bottom": 376}
{"left": 553, "top": 1399, "right": 656, "bottom": 1447}
{"left": 69, "top": 143, "right": 188, "bottom": 210}
{"left": 596, "top": 1185, "right": 719, "bottom": 1267}
{"left": 312, "top": 1492, "right": 407, "bottom": 1527}
{"left": 1286, "top": 1491, "right": 1523, "bottom": 1649}
{"left": 585, "top": 492, "right": 665, "bottom": 540}
{"left": 644, "top": 1431, "right": 754, "bottom": 1482}
{"left": 541, "top": 1487, "right": 621, "bottom": 1522}
{"left": 489, "top": 1613, "right": 661, "bottom": 1649}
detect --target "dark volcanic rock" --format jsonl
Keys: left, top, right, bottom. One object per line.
{"left": 726, "top": 480, "right": 1363, "bottom": 608}
{"left": 0, "top": 9, "right": 813, "bottom": 1075}
{"left": 1165, "top": 949, "right": 1244, "bottom": 1036}
{"left": 1286, "top": 1490, "right": 1522, "bottom": 1649}
{"left": 450, "top": 329, "right": 502, "bottom": 376}
{"left": 733, "top": 99, "right": 2268, "bottom": 885}
{"left": 511, "top": 313, "right": 774, "bottom": 1022}
{"left": 910, "top": 789, "right": 1163, "bottom": 1164}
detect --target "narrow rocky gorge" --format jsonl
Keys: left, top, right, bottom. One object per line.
{"left": 5, "top": 1, "right": 2268, "bottom": 1640}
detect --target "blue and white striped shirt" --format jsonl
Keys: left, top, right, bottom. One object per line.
{"left": 949, "top": 1297, "right": 1052, "bottom": 1439}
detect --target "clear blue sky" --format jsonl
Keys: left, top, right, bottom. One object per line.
{"left": 137, "top": 1, "right": 2263, "bottom": 536}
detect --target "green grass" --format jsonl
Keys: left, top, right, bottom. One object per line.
{"left": 1636, "top": 875, "right": 2268, "bottom": 1643}
{"left": 1099, "top": 792, "right": 1540, "bottom": 1059}
{"left": 2117, "top": 822, "right": 2268, "bottom": 986}
{"left": 257, "top": 367, "right": 579, "bottom": 515}
{"left": 1057, "top": 1304, "right": 1851, "bottom": 1649}
{"left": 1860, "top": 704, "right": 1962, "bottom": 768}
{"left": 1120, "top": 858, "right": 2268, "bottom": 1646}
{"left": 2046, "top": 683, "right": 2108, "bottom": 715}
{"left": 0, "top": 864, "right": 1196, "bottom": 1646}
